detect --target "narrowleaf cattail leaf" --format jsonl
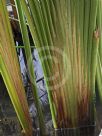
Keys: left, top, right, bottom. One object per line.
{"left": 0, "top": 0, "right": 32, "bottom": 135}
{"left": 96, "top": 0, "right": 102, "bottom": 102}
{"left": 14, "top": 0, "right": 46, "bottom": 135}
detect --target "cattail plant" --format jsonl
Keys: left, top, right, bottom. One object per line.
{"left": 18, "top": 0, "right": 100, "bottom": 131}
{"left": 1, "top": 0, "right": 102, "bottom": 135}
{"left": 0, "top": 0, "right": 32, "bottom": 135}
{"left": 17, "top": 0, "right": 100, "bottom": 131}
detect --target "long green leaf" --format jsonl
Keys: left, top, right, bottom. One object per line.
{"left": 0, "top": 0, "right": 32, "bottom": 135}
{"left": 14, "top": 0, "right": 46, "bottom": 135}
